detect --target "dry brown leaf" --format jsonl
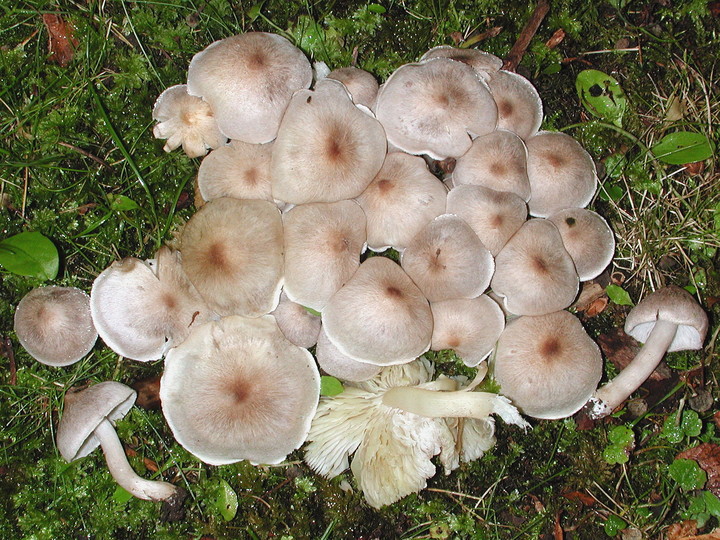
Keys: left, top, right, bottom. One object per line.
{"left": 709, "top": 2, "right": 720, "bottom": 18}
{"left": 553, "top": 511, "right": 564, "bottom": 540}
{"left": 597, "top": 328, "right": 672, "bottom": 381}
{"left": 561, "top": 490, "right": 597, "bottom": 507}
{"left": 546, "top": 29, "right": 566, "bottom": 49}
{"left": 131, "top": 376, "right": 162, "bottom": 410}
{"left": 666, "top": 519, "right": 698, "bottom": 539}
{"left": 42, "top": 14, "right": 78, "bottom": 67}
{"left": 677, "top": 443, "right": 720, "bottom": 497}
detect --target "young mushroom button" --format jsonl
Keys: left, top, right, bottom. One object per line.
{"left": 56, "top": 381, "right": 181, "bottom": 502}
{"left": 587, "top": 286, "right": 708, "bottom": 419}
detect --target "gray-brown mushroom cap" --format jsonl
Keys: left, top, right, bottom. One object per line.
{"left": 493, "top": 311, "right": 603, "bottom": 419}
{"left": 375, "top": 58, "right": 498, "bottom": 160}
{"left": 14, "top": 286, "right": 97, "bottom": 367}
{"left": 485, "top": 70, "right": 543, "bottom": 140}
{"left": 322, "top": 257, "right": 433, "bottom": 365}
{"left": 327, "top": 67, "right": 379, "bottom": 110}
{"left": 187, "top": 32, "right": 312, "bottom": 143}
{"left": 419, "top": 46, "right": 503, "bottom": 79}
{"left": 160, "top": 315, "right": 320, "bottom": 466}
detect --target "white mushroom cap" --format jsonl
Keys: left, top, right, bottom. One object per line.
{"left": 400, "top": 214, "right": 494, "bottom": 302}
{"left": 450, "top": 129, "right": 531, "bottom": 201}
{"left": 282, "top": 199, "right": 367, "bottom": 312}
{"left": 355, "top": 152, "right": 447, "bottom": 252}
{"left": 180, "top": 197, "right": 284, "bottom": 317}
{"left": 485, "top": 70, "right": 543, "bottom": 140}
{"left": 375, "top": 58, "right": 498, "bottom": 160}
{"left": 431, "top": 295, "right": 505, "bottom": 367}
{"left": 187, "top": 32, "right": 312, "bottom": 143}
{"left": 525, "top": 131, "right": 598, "bottom": 218}
{"left": 322, "top": 256, "right": 433, "bottom": 365}
{"left": 270, "top": 79, "right": 387, "bottom": 204}
{"left": 161, "top": 315, "right": 320, "bottom": 465}
{"left": 315, "top": 324, "right": 382, "bottom": 382}
{"left": 326, "top": 66, "right": 379, "bottom": 109}
{"left": 492, "top": 310, "right": 603, "bottom": 419}
{"left": 14, "top": 286, "right": 96, "bottom": 366}
{"left": 270, "top": 292, "right": 321, "bottom": 349}
{"left": 547, "top": 208, "right": 615, "bottom": 281}
{"left": 152, "top": 84, "right": 226, "bottom": 158}
{"left": 446, "top": 184, "right": 528, "bottom": 256}
{"left": 419, "top": 46, "right": 503, "bottom": 79}
{"left": 491, "top": 218, "right": 579, "bottom": 316}
{"left": 197, "top": 140, "right": 274, "bottom": 203}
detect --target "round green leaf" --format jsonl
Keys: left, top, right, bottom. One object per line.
{"left": 651, "top": 132, "right": 714, "bottom": 165}
{"left": 604, "top": 514, "right": 627, "bottom": 536}
{"left": 215, "top": 479, "right": 238, "bottom": 521}
{"left": 0, "top": 231, "right": 59, "bottom": 281}
{"left": 320, "top": 375, "right": 344, "bottom": 396}
{"left": 576, "top": 69, "right": 627, "bottom": 127}
{"left": 606, "top": 284, "right": 634, "bottom": 306}
{"left": 669, "top": 458, "right": 707, "bottom": 491}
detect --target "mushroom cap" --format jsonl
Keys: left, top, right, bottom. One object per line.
{"left": 160, "top": 315, "right": 320, "bottom": 465}
{"left": 282, "top": 199, "right": 367, "bottom": 312}
{"left": 450, "top": 129, "right": 531, "bottom": 201}
{"left": 14, "top": 286, "right": 97, "bottom": 367}
{"left": 187, "top": 32, "right": 312, "bottom": 143}
{"left": 315, "top": 324, "right": 382, "bottom": 382}
{"left": 547, "top": 208, "right": 615, "bottom": 281}
{"left": 491, "top": 218, "right": 579, "bottom": 315}
{"left": 492, "top": 310, "right": 603, "bottom": 419}
{"left": 446, "top": 184, "right": 527, "bottom": 256}
{"left": 56, "top": 381, "right": 136, "bottom": 462}
{"left": 624, "top": 285, "right": 709, "bottom": 352}
{"left": 375, "top": 58, "right": 498, "bottom": 160}
{"left": 326, "top": 67, "right": 379, "bottom": 109}
{"left": 322, "top": 256, "right": 433, "bottom": 365}
{"left": 400, "top": 214, "right": 494, "bottom": 302}
{"left": 355, "top": 152, "right": 447, "bottom": 252}
{"left": 430, "top": 295, "right": 505, "bottom": 367}
{"left": 419, "top": 46, "right": 503, "bottom": 79}
{"left": 270, "top": 291, "right": 322, "bottom": 348}
{"left": 197, "top": 140, "right": 274, "bottom": 203}
{"left": 152, "top": 84, "right": 226, "bottom": 158}
{"left": 270, "top": 79, "right": 387, "bottom": 204}
{"left": 180, "top": 197, "right": 284, "bottom": 317}
{"left": 485, "top": 70, "right": 543, "bottom": 140}
{"left": 525, "top": 131, "right": 598, "bottom": 218}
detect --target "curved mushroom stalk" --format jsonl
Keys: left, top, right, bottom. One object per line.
{"left": 587, "top": 319, "right": 677, "bottom": 419}
{"left": 95, "top": 419, "right": 180, "bottom": 502}
{"left": 382, "top": 386, "right": 529, "bottom": 429}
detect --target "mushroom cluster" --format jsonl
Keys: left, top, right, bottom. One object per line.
{"left": 14, "top": 31, "right": 709, "bottom": 511}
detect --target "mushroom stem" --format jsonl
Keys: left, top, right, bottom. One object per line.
{"left": 94, "top": 418, "right": 179, "bottom": 501}
{"left": 588, "top": 318, "right": 678, "bottom": 419}
{"left": 382, "top": 386, "right": 529, "bottom": 428}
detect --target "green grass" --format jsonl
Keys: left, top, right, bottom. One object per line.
{"left": 1, "top": 0, "right": 719, "bottom": 538}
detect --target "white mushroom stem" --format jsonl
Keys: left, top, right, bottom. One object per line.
{"left": 588, "top": 319, "right": 678, "bottom": 419}
{"left": 382, "top": 387, "right": 529, "bottom": 428}
{"left": 94, "top": 419, "right": 179, "bottom": 501}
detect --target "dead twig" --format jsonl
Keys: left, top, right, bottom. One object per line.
{"left": 502, "top": 0, "right": 550, "bottom": 72}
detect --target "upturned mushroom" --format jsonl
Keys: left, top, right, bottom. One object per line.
{"left": 586, "top": 286, "right": 708, "bottom": 419}
{"left": 14, "top": 286, "right": 97, "bottom": 367}
{"left": 56, "top": 381, "right": 182, "bottom": 502}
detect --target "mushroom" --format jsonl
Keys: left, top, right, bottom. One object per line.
{"left": 56, "top": 381, "right": 182, "bottom": 502}
{"left": 315, "top": 324, "right": 382, "bottom": 382}
{"left": 14, "top": 286, "right": 97, "bottom": 367}
{"left": 152, "top": 84, "right": 226, "bottom": 158}
{"left": 186, "top": 32, "right": 312, "bottom": 143}
{"left": 161, "top": 315, "right": 320, "bottom": 465}
{"left": 587, "top": 286, "right": 708, "bottom": 419}
{"left": 270, "top": 292, "right": 321, "bottom": 349}
{"left": 419, "top": 46, "right": 503, "bottom": 80}
{"left": 326, "top": 66, "right": 379, "bottom": 110}
{"left": 492, "top": 310, "right": 603, "bottom": 419}
{"left": 484, "top": 70, "right": 543, "bottom": 140}
{"left": 375, "top": 58, "right": 498, "bottom": 160}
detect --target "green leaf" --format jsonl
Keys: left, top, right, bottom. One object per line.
{"left": 112, "top": 485, "right": 133, "bottom": 505}
{"left": 367, "top": 3, "right": 386, "bottom": 13}
{"left": 604, "top": 514, "right": 627, "bottom": 536}
{"left": 320, "top": 376, "right": 344, "bottom": 396}
{"left": 247, "top": 2, "right": 265, "bottom": 22}
{"left": 215, "top": 479, "right": 238, "bottom": 521}
{"left": 703, "top": 491, "right": 720, "bottom": 518}
{"left": 606, "top": 284, "right": 634, "bottom": 306}
{"left": 651, "top": 132, "right": 714, "bottom": 165}
{"left": 603, "top": 426, "right": 634, "bottom": 465}
{"left": 662, "top": 410, "right": 703, "bottom": 442}
{"left": 302, "top": 305, "right": 321, "bottom": 317}
{"left": 0, "top": 231, "right": 59, "bottom": 280}
{"left": 669, "top": 458, "right": 707, "bottom": 491}
{"left": 108, "top": 194, "right": 139, "bottom": 212}
{"left": 576, "top": 70, "right": 627, "bottom": 127}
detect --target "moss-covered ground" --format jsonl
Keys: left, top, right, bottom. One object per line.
{"left": 0, "top": 0, "right": 718, "bottom": 538}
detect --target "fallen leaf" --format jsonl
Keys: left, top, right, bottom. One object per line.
{"left": 666, "top": 520, "right": 699, "bottom": 540}
{"left": 709, "top": 2, "right": 720, "bottom": 18}
{"left": 554, "top": 511, "right": 564, "bottom": 540}
{"left": 42, "top": 14, "right": 78, "bottom": 67}
{"left": 573, "top": 281, "right": 606, "bottom": 313}
{"left": 546, "top": 29, "right": 566, "bottom": 49}
{"left": 131, "top": 376, "right": 162, "bottom": 410}
{"left": 684, "top": 161, "right": 705, "bottom": 175}
{"left": 677, "top": 443, "right": 720, "bottom": 497}
{"left": 597, "top": 328, "right": 672, "bottom": 382}
{"left": 561, "top": 490, "right": 597, "bottom": 506}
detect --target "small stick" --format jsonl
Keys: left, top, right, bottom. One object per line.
{"left": 1, "top": 337, "right": 17, "bottom": 386}
{"left": 59, "top": 141, "right": 112, "bottom": 169}
{"left": 502, "top": 0, "right": 550, "bottom": 72}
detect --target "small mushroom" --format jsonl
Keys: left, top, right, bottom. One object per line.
{"left": 56, "top": 381, "right": 182, "bottom": 502}
{"left": 587, "top": 286, "right": 708, "bottom": 419}
{"left": 484, "top": 70, "right": 543, "bottom": 140}
{"left": 326, "top": 67, "right": 379, "bottom": 110}
{"left": 14, "top": 286, "right": 97, "bottom": 367}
